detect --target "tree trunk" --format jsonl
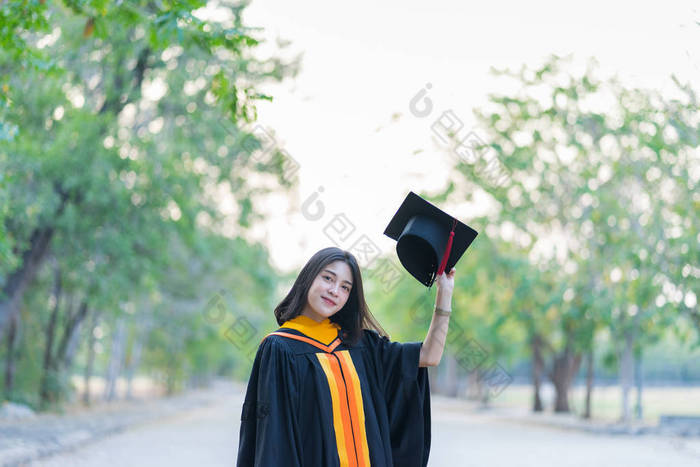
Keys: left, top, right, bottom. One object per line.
{"left": 0, "top": 184, "right": 72, "bottom": 342}
{"left": 634, "top": 350, "right": 643, "bottom": 420}
{"left": 56, "top": 299, "right": 89, "bottom": 368}
{"left": 165, "top": 350, "right": 178, "bottom": 396}
{"left": 83, "top": 311, "right": 100, "bottom": 406}
{"left": 124, "top": 338, "right": 143, "bottom": 400}
{"left": 39, "top": 264, "right": 62, "bottom": 406}
{"left": 63, "top": 314, "right": 85, "bottom": 371}
{"left": 470, "top": 365, "right": 491, "bottom": 407}
{"left": 104, "top": 318, "right": 127, "bottom": 401}
{"left": 0, "top": 226, "right": 55, "bottom": 341}
{"left": 428, "top": 366, "right": 439, "bottom": 395}
{"left": 57, "top": 298, "right": 89, "bottom": 403}
{"left": 465, "top": 368, "right": 479, "bottom": 400}
{"left": 125, "top": 317, "right": 151, "bottom": 400}
{"left": 549, "top": 342, "right": 582, "bottom": 413}
{"left": 619, "top": 331, "right": 634, "bottom": 422}
{"left": 531, "top": 334, "right": 544, "bottom": 412}
{"left": 583, "top": 348, "right": 594, "bottom": 419}
{"left": 3, "top": 313, "right": 19, "bottom": 398}
{"left": 445, "top": 353, "right": 458, "bottom": 397}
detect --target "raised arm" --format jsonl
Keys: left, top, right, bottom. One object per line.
{"left": 418, "top": 267, "right": 455, "bottom": 367}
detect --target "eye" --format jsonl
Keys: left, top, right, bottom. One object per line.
{"left": 343, "top": 285, "right": 350, "bottom": 291}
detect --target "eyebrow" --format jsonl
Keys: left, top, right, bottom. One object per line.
{"left": 322, "top": 269, "right": 352, "bottom": 286}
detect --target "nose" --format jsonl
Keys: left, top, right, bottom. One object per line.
{"left": 327, "top": 284, "right": 339, "bottom": 296}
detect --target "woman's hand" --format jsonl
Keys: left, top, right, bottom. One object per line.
{"left": 436, "top": 267, "right": 456, "bottom": 294}
{"left": 434, "top": 267, "right": 455, "bottom": 311}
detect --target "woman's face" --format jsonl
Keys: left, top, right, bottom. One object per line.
{"left": 302, "top": 260, "right": 353, "bottom": 323}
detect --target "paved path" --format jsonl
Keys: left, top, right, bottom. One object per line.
{"left": 429, "top": 398, "right": 700, "bottom": 467}
{"left": 0, "top": 382, "right": 234, "bottom": 466}
{"left": 30, "top": 395, "right": 238, "bottom": 466}
{"left": 23, "top": 392, "right": 700, "bottom": 467}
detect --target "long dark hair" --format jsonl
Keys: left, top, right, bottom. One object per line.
{"left": 274, "top": 247, "right": 388, "bottom": 346}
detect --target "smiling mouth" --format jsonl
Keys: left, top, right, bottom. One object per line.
{"left": 322, "top": 297, "right": 336, "bottom": 306}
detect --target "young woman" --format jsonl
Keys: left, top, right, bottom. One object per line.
{"left": 236, "top": 246, "right": 455, "bottom": 467}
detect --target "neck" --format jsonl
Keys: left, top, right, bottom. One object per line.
{"left": 301, "top": 306, "right": 329, "bottom": 323}
{"left": 281, "top": 313, "right": 341, "bottom": 345}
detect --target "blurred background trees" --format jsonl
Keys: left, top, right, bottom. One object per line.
{"left": 1, "top": 2, "right": 697, "bottom": 426}
{"left": 1, "top": 0, "right": 299, "bottom": 409}
{"left": 420, "top": 54, "right": 699, "bottom": 420}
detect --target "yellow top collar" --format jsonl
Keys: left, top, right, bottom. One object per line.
{"left": 281, "top": 314, "right": 342, "bottom": 345}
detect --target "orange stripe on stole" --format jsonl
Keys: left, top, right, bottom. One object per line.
{"left": 317, "top": 353, "right": 354, "bottom": 467}
{"left": 316, "top": 351, "right": 371, "bottom": 467}
{"left": 336, "top": 351, "right": 371, "bottom": 467}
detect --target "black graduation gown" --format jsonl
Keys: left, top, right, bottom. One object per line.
{"left": 236, "top": 326, "right": 431, "bottom": 467}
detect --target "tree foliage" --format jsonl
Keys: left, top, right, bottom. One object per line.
{"left": 437, "top": 54, "right": 699, "bottom": 416}
{"left": 1, "top": 0, "right": 300, "bottom": 407}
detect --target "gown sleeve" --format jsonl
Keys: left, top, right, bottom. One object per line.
{"left": 236, "top": 335, "right": 303, "bottom": 467}
{"left": 365, "top": 329, "right": 432, "bottom": 467}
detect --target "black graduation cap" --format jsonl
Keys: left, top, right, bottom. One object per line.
{"left": 383, "top": 191, "right": 478, "bottom": 288}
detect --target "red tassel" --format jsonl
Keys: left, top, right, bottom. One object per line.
{"left": 437, "top": 219, "right": 457, "bottom": 276}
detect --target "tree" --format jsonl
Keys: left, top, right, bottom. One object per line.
{"left": 445, "top": 54, "right": 699, "bottom": 415}
{"left": 1, "top": 0, "right": 301, "bottom": 406}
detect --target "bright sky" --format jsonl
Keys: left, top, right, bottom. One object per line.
{"left": 237, "top": 0, "right": 700, "bottom": 273}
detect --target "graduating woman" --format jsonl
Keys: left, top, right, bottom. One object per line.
{"left": 236, "top": 246, "right": 456, "bottom": 467}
